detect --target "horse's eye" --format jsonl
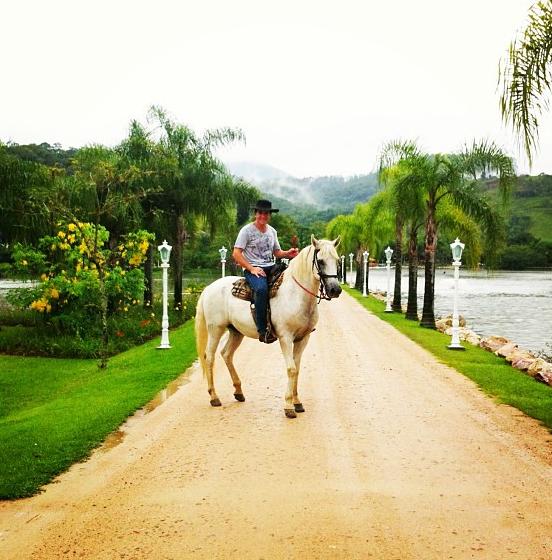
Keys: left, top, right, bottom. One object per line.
{"left": 318, "top": 260, "right": 325, "bottom": 267}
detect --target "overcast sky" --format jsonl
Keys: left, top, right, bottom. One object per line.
{"left": 1, "top": 0, "right": 550, "bottom": 178}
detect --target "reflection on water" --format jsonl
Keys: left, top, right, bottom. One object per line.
{"left": 359, "top": 268, "right": 552, "bottom": 355}
{"left": 99, "top": 365, "right": 194, "bottom": 452}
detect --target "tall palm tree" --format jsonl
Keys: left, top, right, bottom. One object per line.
{"left": 118, "top": 120, "right": 164, "bottom": 306}
{"left": 377, "top": 141, "right": 423, "bottom": 313}
{"left": 149, "top": 107, "right": 245, "bottom": 310}
{"left": 415, "top": 145, "right": 513, "bottom": 328}
{"left": 499, "top": 1, "right": 552, "bottom": 165}
{"left": 378, "top": 140, "right": 514, "bottom": 328}
{"left": 327, "top": 199, "right": 393, "bottom": 288}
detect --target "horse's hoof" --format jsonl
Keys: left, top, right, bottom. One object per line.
{"left": 210, "top": 398, "right": 222, "bottom": 407}
{"left": 294, "top": 403, "right": 305, "bottom": 413}
{"left": 285, "top": 408, "right": 297, "bottom": 419}
{"left": 234, "top": 393, "right": 245, "bottom": 402}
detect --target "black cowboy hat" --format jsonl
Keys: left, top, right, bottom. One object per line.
{"left": 251, "top": 199, "right": 279, "bottom": 213}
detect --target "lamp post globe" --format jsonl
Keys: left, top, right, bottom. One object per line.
{"left": 448, "top": 238, "right": 465, "bottom": 350}
{"left": 384, "top": 246, "right": 393, "bottom": 312}
{"left": 157, "top": 240, "right": 172, "bottom": 349}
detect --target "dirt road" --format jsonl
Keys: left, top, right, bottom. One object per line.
{"left": 2, "top": 291, "right": 552, "bottom": 559}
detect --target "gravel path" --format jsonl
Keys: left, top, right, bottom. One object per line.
{"left": 1, "top": 290, "right": 552, "bottom": 559}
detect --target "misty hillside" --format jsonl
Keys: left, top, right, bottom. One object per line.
{"left": 226, "top": 161, "right": 378, "bottom": 214}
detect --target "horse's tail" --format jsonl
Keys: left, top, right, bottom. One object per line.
{"left": 195, "top": 292, "right": 208, "bottom": 378}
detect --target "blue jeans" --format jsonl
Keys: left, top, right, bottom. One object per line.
{"left": 244, "top": 265, "right": 274, "bottom": 334}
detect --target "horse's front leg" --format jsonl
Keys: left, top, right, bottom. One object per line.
{"left": 291, "top": 334, "right": 311, "bottom": 414}
{"left": 279, "top": 336, "right": 299, "bottom": 418}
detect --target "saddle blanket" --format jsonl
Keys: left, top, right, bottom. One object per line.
{"left": 231, "top": 272, "right": 285, "bottom": 302}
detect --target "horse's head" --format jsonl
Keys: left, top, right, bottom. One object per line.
{"left": 311, "top": 235, "right": 342, "bottom": 299}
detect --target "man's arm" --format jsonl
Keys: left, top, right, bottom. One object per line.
{"left": 232, "top": 247, "right": 266, "bottom": 277}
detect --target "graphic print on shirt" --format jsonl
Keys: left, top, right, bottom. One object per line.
{"left": 251, "top": 230, "right": 274, "bottom": 264}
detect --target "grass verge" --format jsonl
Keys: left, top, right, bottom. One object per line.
{"left": 0, "top": 320, "right": 197, "bottom": 499}
{"left": 345, "top": 287, "right": 552, "bottom": 432}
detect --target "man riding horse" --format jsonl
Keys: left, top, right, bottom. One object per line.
{"left": 232, "top": 199, "right": 299, "bottom": 344}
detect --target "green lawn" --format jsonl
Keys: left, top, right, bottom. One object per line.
{"left": 0, "top": 320, "right": 197, "bottom": 499}
{"left": 345, "top": 287, "right": 552, "bottom": 431}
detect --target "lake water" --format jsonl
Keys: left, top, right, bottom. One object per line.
{"left": 2, "top": 271, "right": 551, "bottom": 355}
{"left": 349, "top": 268, "right": 552, "bottom": 355}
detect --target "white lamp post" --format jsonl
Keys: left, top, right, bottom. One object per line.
{"left": 362, "top": 250, "right": 369, "bottom": 297}
{"left": 340, "top": 255, "right": 345, "bottom": 284}
{"left": 157, "top": 240, "right": 172, "bottom": 349}
{"left": 219, "top": 245, "right": 228, "bottom": 278}
{"left": 448, "top": 237, "right": 465, "bottom": 351}
{"left": 348, "top": 253, "right": 354, "bottom": 288}
{"left": 384, "top": 246, "right": 393, "bottom": 312}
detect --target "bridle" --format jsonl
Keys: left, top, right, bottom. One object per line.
{"left": 292, "top": 247, "right": 339, "bottom": 304}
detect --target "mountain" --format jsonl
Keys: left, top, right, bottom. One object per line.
{"left": 226, "top": 160, "right": 378, "bottom": 214}
{"left": 225, "top": 161, "right": 293, "bottom": 183}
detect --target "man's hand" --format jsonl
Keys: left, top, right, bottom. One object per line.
{"left": 250, "top": 266, "right": 266, "bottom": 277}
{"left": 287, "top": 248, "right": 299, "bottom": 258}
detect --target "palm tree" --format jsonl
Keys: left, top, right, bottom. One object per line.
{"left": 148, "top": 107, "right": 245, "bottom": 311}
{"left": 499, "top": 1, "right": 552, "bottom": 165}
{"left": 378, "top": 140, "right": 515, "bottom": 328}
{"left": 327, "top": 199, "right": 393, "bottom": 289}
{"left": 377, "top": 141, "right": 425, "bottom": 314}
{"left": 118, "top": 120, "right": 163, "bottom": 306}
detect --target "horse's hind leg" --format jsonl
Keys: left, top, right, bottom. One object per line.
{"left": 205, "top": 325, "right": 226, "bottom": 407}
{"left": 221, "top": 327, "right": 245, "bottom": 402}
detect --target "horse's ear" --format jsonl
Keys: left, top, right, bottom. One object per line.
{"left": 332, "top": 235, "right": 341, "bottom": 248}
{"left": 311, "top": 234, "right": 319, "bottom": 248}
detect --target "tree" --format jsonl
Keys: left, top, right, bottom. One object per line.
{"left": 0, "top": 144, "right": 54, "bottom": 248}
{"left": 118, "top": 120, "right": 163, "bottom": 306}
{"left": 378, "top": 140, "right": 515, "bottom": 329}
{"left": 51, "top": 145, "right": 149, "bottom": 366}
{"left": 148, "top": 107, "right": 245, "bottom": 311}
{"left": 378, "top": 141, "right": 422, "bottom": 312}
{"left": 371, "top": 157, "right": 425, "bottom": 319}
{"left": 499, "top": 1, "right": 552, "bottom": 164}
{"left": 327, "top": 199, "right": 393, "bottom": 288}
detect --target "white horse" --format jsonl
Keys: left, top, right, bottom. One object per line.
{"left": 195, "top": 236, "right": 342, "bottom": 418}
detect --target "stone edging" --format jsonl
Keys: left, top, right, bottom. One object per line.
{"left": 369, "top": 290, "right": 552, "bottom": 386}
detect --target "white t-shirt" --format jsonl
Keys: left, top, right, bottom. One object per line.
{"left": 234, "top": 223, "right": 281, "bottom": 267}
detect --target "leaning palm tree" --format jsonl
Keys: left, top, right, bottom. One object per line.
{"left": 499, "top": 1, "right": 552, "bottom": 165}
